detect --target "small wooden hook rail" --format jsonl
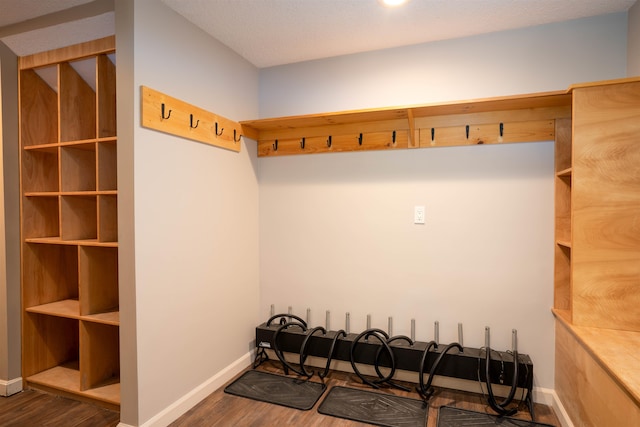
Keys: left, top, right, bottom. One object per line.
{"left": 141, "top": 86, "right": 246, "bottom": 153}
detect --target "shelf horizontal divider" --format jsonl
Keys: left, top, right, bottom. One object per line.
{"left": 25, "top": 237, "right": 118, "bottom": 247}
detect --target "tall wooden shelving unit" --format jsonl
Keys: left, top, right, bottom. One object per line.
{"left": 19, "top": 37, "right": 119, "bottom": 408}
{"left": 552, "top": 78, "right": 640, "bottom": 426}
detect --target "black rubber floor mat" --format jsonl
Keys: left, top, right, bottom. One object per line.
{"left": 437, "top": 406, "right": 555, "bottom": 427}
{"left": 317, "top": 386, "right": 428, "bottom": 427}
{"left": 224, "top": 370, "right": 326, "bottom": 411}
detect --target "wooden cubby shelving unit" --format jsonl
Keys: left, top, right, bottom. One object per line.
{"left": 551, "top": 77, "right": 640, "bottom": 426}
{"left": 19, "top": 36, "right": 119, "bottom": 409}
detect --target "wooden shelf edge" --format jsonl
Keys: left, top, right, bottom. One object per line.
{"left": 24, "top": 237, "right": 118, "bottom": 247}
{"left": 25, "top": 300, "right": 119, "bottom": 326}
{"left": 556, "top": 239, "right": 572, "bottom": 249}
{"left": 19, "top": 36, "right": 115, "bottom": 70}
{"left": 552, "top": 308, "right": 640, "bottom": 407}
{"left": 556, "top": 167, "right": 572, "bottom": 177}
{"left": 26, "top": 299, "right": 80, "bottom": 319}
{"left": 27, "top": 364, "right": 120, "bottom": 410}
{"left": 567, "top": 76, "right": 640, "bottom": 93}
{"left": 23, "top": 143, "right": 58, "bottom": 152}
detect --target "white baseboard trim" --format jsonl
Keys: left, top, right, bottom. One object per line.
{"left": 118, "top": 350, "right": 253, "bottom": 427}
{"left": 0, "top": 377, "right": 23, "bottom": 396}
{"left": 534, "top": 388, "right": 574, "bottom": 427}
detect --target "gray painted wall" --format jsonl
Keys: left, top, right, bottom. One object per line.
{"left": 256, "top": 13, "right": 628, "bottom": 393}
{"left": 116, "top": 0, "right": 260, "bottom": 425}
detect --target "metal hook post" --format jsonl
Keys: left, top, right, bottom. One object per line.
{"left": 215, "top": 122, "right": 224, "bottom": 136}
{"left": 161, "top": 103, "right": 172, "bottom": 119}
{"left": 345, "top": 312, "right": 350, "bottom": 334}
{"left": 300, "top": 137, "right": 305, "bottom": 149}
{"left": 500, "top": 122, "right": 504, "bottom": 138}
{"left": 272, "top": 140, "right": 278, "bottom": 151}
{"left": 234, "top": 129, "right": 241, "bottom": 142}
{"left": 358, "top": 133, "right": 363, "bottom": 146}
{"left": 392, "top": 130, "right": 396, "bottom": 144}
{"left": 327, "top": 135, "right": 332, "bottom": 148}
{"left": 465, "top": 125, "right": 470, "bottom": 139}
{"left": 190, "top": 114, "right": 199, "bottom": 129}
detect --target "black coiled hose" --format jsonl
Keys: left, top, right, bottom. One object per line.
{"left": 319, "top": 329, "right": 347, "bottom": 379}
{"left": 266, "top": 313, "right": 307, "bottom": 328}
{"left": 374, "top": 335, "right": 414, "bottom": 392}
{"left": 272, "top": 321, "right": 307, "bottom": 376}
{"left": 416, "top": 340, "right": 437, "bottom": 398}
{"left": 484, "top": 347, "right": 519, "bottom": 416}
{"left": 299, "top": 326, "right": 327, "bottom": 377}
{"left": 349, "top": 328, "right": 394, "bottom": 389}
{"left": 417, "top": 342, "right": 463, "bottom": 401}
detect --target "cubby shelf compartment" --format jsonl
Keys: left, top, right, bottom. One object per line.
{"left": 61, "top": 143, "right": 97, "bottom": 192}
{"left": 22, "top": 196, "right": 59, "bottom": 240}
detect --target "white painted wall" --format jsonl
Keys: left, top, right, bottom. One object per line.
{"left": 116, "top": 1, "right": 260, "bottom": 425}
{"left": 629, "top": 1, "right": 640, "bottom": 75}
{"left": 257, "top": 12, "right": 628, "bottom": 392}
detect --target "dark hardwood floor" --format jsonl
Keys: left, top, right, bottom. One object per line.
{"left": 0, "top": 362, "right": 560, "bottom": 426}
{"left": 0, "top": 389, "right": 119, "bottom": 427}
{"left": 170, "top": 361, "right": 561, "bottom": 427}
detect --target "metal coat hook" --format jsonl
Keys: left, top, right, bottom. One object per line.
{"left": 190, "top": 114, "right": 199, "bottom": 129}
{"left": 465, "top": 125, "right": 470, "bottom": 139}
{"left": 273, "top": 139, "right": 278, "bottom": 151}
{"left": 500, "top": 122, "right": 504, "bottom": 137}
{"left": 431, "top": 128, "right": 435, "bottom": 141}
{"left": 161, "top": 103, "right": 172, "bottom": 119}
{"left": 300, "top": 137, "right": 306, "bottom": 149}
{"left": 215, "top": 122, "right": 224, "bottom": 136}
{"left": 233, "top": 129, "right": 241, "bottom": 143}
{"left": 327, "top": 135, "right": 332, "bottom": 148}
{"left": 358, "top": 133, "right": 363, "bottom": 146}
{"left": 392, "top": 130, "right": 396, "bottom": 144}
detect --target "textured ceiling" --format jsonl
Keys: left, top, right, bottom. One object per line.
{"left": 0, "top": 0, "right": 635, "bottom": 66}
{"left": 0, "top": 0, "right": 93, "bottom": 27}
{"left": 162, "top": 0, "right": 636, "bottom": 68}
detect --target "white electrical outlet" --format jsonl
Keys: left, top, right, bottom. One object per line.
{"left": 414, "top": 206, "right": 425, "bottom": 224}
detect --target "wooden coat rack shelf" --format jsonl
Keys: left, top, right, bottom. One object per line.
{"left": 240, "top": 90, "right": 572, "bottom": 157}
{"left": 141, "top": 86, "right": 245, "bottom": 152}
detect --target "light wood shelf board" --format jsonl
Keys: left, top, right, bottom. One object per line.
{"left": 26, "top": 363, "right": 119, "bottom": 408}
{"left": 242, "top": 90, "right": 571, "bottom": 131}
{"left": 23, "top": 143, "right": 58, "bottom": 153}
{"left": 81, "top": 311, "right": 119, "bottom": 326}
{"left": 568, "top": 76, "right": 640, "bottom": 92}
{"left": 24, "top": 237, "right": 118, "bottom": 247}
{"left": 18, "top": 36, "right": 115, "bottom": 70}
{"left": 553, "top": 309, "right": 640, "bottom": 406}
{"left": 245, "top": 91, "right": 571, "bottom": 156}
{"left": 556, "top": 239, "right": 572, "bottom": 249}
{"left": 26, "top": 299, "right": 80, "bottom": 319}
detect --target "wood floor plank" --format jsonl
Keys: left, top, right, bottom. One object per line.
{"left": 171, "top": 361, "right": 560, "bottom": 426}
{"left": 0, "top": 390, "right": 119, "bottom": 427}
{"left": 0, "top": 362, "right": 560, "bottom": 426}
